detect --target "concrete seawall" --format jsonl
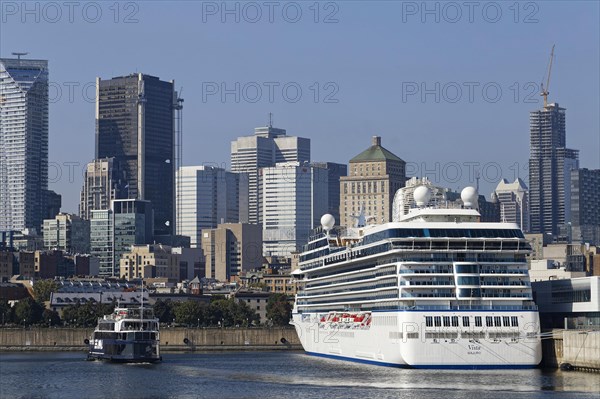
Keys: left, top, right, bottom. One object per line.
{"left": 0, "top": 327, "right": 302, "bottom": 352}
{"left": 562, "top": 330, "right": 600, "bottom": 372}
{"left": 541, "top": 329, "right": 600, "bottom": 372}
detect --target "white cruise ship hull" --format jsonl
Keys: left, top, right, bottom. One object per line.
{"left": 292, "top": 310, "right": 542, "bottom": 369}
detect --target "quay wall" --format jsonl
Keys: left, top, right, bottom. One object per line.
{"left": 541, "top": 331, "right": 563, "bottom": 368}
{"left": 562, "top": 330, "right": 600, "bottom": 371}
{"left": 0, "top": 327, "right": 301, "bottom": 351}
{"left": 541, "top": 329, "right": 600, "bottom": 372}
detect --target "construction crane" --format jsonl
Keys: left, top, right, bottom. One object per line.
{"left": 540, "top": 45, "right": 555, "bottom": 108}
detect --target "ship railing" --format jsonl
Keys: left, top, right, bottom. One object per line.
{"left": 296, "top": 292, "right": 398, "bottom": 305}
{"left": 400, "top": 293, "right": 455, "bottom": 298}
{"left": 378, "top": 256, "right": 528, "bottom": 264}
{"left": 400, "top": 281, "right": 454, "bottom": 286}
{"left": 296, "top": 304, "right": 538, "bottom": 312}
{"left": 305, "top": 273, "right": 396, "bottom": 290}
{"left": 408, "top": 304, "right": 538, "bottom": 311}
{"left": 389, "top": 240, "right": 530, "bottom": 252}
{"left": 399, "top": 269, "right": 453, "bottom": 274}
{"left": 297, "top": 282, "right": 398, "bottom": 297}
{"left": 479, "top": 281, "right": 531, "bottom": 286}
{"left": 480, "top": 269, "right": 529, "bottom": 274}
{"left": 480, "top": 294, "right": 532, "bottom": 298}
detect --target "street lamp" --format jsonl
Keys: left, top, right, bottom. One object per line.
{"left": 197, "top": 318, "right": 200, "bottom": 328}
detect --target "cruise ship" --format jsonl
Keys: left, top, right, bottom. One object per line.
{"left": 291, "top": 186, "right": 542, "bottom": 369}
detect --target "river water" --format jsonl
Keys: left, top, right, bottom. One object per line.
{"left": 0, "top": 351, "right": 599, "bottom": 399}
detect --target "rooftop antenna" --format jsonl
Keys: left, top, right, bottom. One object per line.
{"left": 12, "top": 52, "right": 28, "bottom": 60}
{"left": 475, "top": 170, "right": 480, "bottom": 192}
{"left": 268, "top": 112, "right": 273, "bottom": 128}
{"left": 12, "top": 52, "right": 28, "bottom": 65}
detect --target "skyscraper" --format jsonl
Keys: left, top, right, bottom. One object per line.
{"left": 262, "top": 162, "right": 328, "bottom": 257}
{"left": 570, "top": 168, "right": 600, "bottom": 245}
{"left": 43, "top": 213, "right": 90, "bottom": 254}
{"left": 493, "top": 178, "right": 529, "bottom": 232}
{"left": 90, "top": 199, "right": 153, "bottom": 277}
{"left": 0, "top": 57, "right": 48, "bottom": 233}
{"left": 201, "top": 223, "right": 263, "bottom": 281}
{"left": 230, "top": 124, "right": 310, "bottom": 224}
{"left": 90, "top": 209, "right": 113, "bottom": 276}
{"left": 176, "top": 165, "right": 247, "bottom": 247}
{"left": 340, "top": 136, "right": 406, "bottom": 227}
{"left": 95, "top": 74, "right": 176, "bottom": 237}
{"left": 529, "top": 103, "right": 579, "bottom": 236}
{"left": 79, "top": 158, "right": 128, "bottom": 220}
{"left": 310, "top": 162, "right": 348, "bottom": 224}
{"left": 112, "top": 199, "right": 154, "bottom": 275}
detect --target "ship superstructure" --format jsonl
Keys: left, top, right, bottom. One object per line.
{"left": 292, "top": 186, "right": 541, "bottom": 368}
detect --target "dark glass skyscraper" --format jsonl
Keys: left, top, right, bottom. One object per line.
{"left": 529, "top": 103, "right": 579, "bottom": 236}
{"left": 310, "top": 162, "right": 348, "bottom": 224}
{"left": 570, "top": 168, "right": 600, "bottom": 245}
{"left": 95, "top": 74, "right": 175, "bottom": 237}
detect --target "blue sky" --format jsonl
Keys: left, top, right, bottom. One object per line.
{"left": 2, "top": 0, "right": 599, "bottom": 212}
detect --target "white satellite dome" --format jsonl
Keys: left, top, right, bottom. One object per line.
{"left": 320, "top": 214, "right": 335, "bottom": 231}
{"left": 461, "top": 186, "right": 478, "bottom": 208}
{"left": 413, "top": 186, "right": 431, "bottom": 207}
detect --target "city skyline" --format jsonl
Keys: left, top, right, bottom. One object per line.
{"left": 2, "top": 2, "right": 600, "bottom": 383}
{"left": 2, "top": 2, "right": 599, "bottom": 213}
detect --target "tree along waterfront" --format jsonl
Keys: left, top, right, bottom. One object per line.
{"left": 0, "top": 292, "right": 292, "bottom": 328}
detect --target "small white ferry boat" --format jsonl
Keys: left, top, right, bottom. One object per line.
{"left": 86, "top": 306, "right": 161, "bottom": 363}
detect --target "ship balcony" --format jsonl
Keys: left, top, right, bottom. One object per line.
{"left": 479, "top": 281, "right": 531, "bottom": 287}
{"left": 400, "top": 292, "right": 455, "bottom": 298}
{"left": 479, "top": 293, "right": 532, "bottom": 299}
{"left": 304, "top": 267, "right": 397, "bottom": 289}
{"left": 303, "top": 276, "right": 397, "bottom": 295}
{"left": 399, "top": 269, "right": 453, "bottom": 275}
{"left": 296, "top": 291, "right": 398, "bottom": 305}
{"left": 297, "top": 284, "right": 398, "bottom": 298}
{"left": 390, "top": 238, "right": 530, "bottom": 253}
{"left": 479, "top": 269, "right": 529, "bottom": 275}
{"left": 399, "top": 280, "right": 455, "bottom": 286}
